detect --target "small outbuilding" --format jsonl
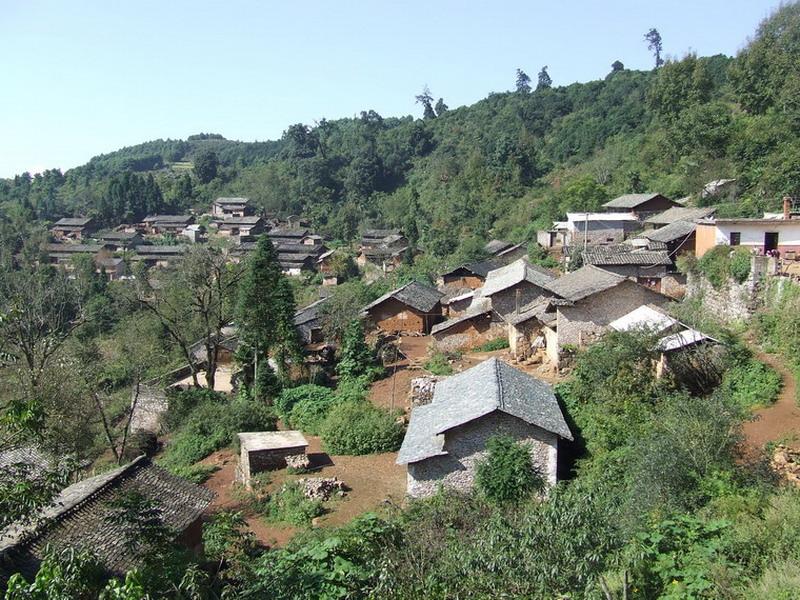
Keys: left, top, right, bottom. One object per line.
{"left": 236, "top": 431, "right": 309, "bottom": 484}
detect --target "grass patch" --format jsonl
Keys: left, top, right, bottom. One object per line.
{"left": 473, "top": 337, "right": 510, "bottom": 352}
{"left": 264, "top": 482, "right": 324, "bottom": 527}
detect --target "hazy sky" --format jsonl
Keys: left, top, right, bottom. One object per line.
{"left": 0, "top": 0, "right": 780, "bottom": 178}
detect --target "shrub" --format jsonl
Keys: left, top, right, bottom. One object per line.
{"left": 321, "top": 401, "right": 405, "bottom": 455}
{"left": 336, "top": 319, "right": 376, "bottom": 382}
{"left": 473, "top": 337, "right": 510, "bottom": 352}
{"left": 729, "top": 249, "right": 752, "bottom": 283}
{"left": 164, "top": 387, "right": 227, "bottom": 431}
{"left": 475, "top": 434, "right": 544, "bottom": 504}
{"left": 717, "top": 358, "right": 781, "bottom": 409}
{"left": 275, "top": 385, "right": 334, "bottom": 421}
{"left": 424, "top": 348, "right": 453, "bottom": 376}
{"left": 333, "top": 377, "right": 370, "bottom": 404}
{"left": 696, "top": 245, "right": 751, "bottom": 289}
{"left": 289, "top": 392, "right": 340, "bottom": 435}
{"left": 265, "top": 482, "right": 324, "bottom": 527}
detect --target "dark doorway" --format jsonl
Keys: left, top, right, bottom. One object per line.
{"left": 764, "top": 232, "right": 779, "bottom": 253}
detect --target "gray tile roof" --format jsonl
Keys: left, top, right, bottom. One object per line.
{"left": 643, "top": 220, "right": 698, "bottom": 243}
{"left": 364, "top": 281, "right": 443, "bottom": 314}
{"left": 214, "top": 197, "right": 249, "bottom": 205}
{"left": 484, "top": 239, "right": 514, "bottom": 255}
{"left": 582, "top": 246, "right": 671, "bottom": 266}
{"left": 46, "top": 243, "right": 104, "bottom": 254}
{"left": 602, "top": 193, "right": 670, "bottom": 209}
{"left": 268, "top": 227, "right": 309, "bottom": 238}
{"left": 644, "top": 206, "right": 717, "bottom": 225}
{"left": 142, "top": 215, "right": 193, "bottom": 224}
{"left": 218, "top": 216, "right": 262, "bottom": 226}
{"left": 481, "top": 259, "right": 557, "bottom": 297}
{"left": 0, "top": 446, "right": 55, "bottom": 476}
{"left": 294, "top": 298, "right": 329, "bottom": 343}
{"left": 53, "top": 217, "right": 92, "bottom": 227}
{"left": 544, "top": 265, "right": 626, "bottom": 302}
{"left": 431, "top": 299, "right": 493, "bottom": 335}
{"left": 0, "top": 456, "right": 214, "bottom": 581}
{"left": 397, "top": 358, "right": 572, "bottom": 464}
{"left": 506, "top": 298, "right": 555, "bottom": 326}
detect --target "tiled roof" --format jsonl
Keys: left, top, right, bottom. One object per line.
{"left": 53, "top": 217, "right": 92, "bottom": 227}
{"left": 481, "top": 259, "right": 557, "bottom": 297}
{"left": 506, "top": 298, "right": 555, "bottom": 326}
{"left": 644, "top": 206, "right": 717, "bottom": 225}
{"left": 0, "top": 457, "right": 214, "bottom": 581}
{"left": 362, "top": 228, "right": 401, "bottom": 240}
{"left": 364, "top": 281, "right": 443, "bottom": 314}
{"left": 602, "top": 193, "right": 671, "bottom": 209}
{"left": 143, "top": 215, "right": 193, "bottom": 224}
{"left": 484, "top": 239, "right": 514, "bottom": 255}
{"left": 430, "top": 299, "right": 492, "bottom": 335}
{"left": 268, "top": 227, "right": 309, "bottom": 238}
{"left": 97, "top": 231, "right": 139, "bottom": 240}
{"left": 218, "top": 216, "right": 262, "bottom": 226}
{"left": 215, "top": 197, "right": 249, "bottom": 204}
{"left": 134, "top": 245, "right": 187, "bottom": 255}
{"left": 581, "top": 246, "right": 671, "bottom": 266}
{"left": 544, "top": 265, "right": 626, "bottom": 302}
{"left": 46, "top": 244, "right": 103, "bottom": 254}
{"left": 397, "top": 358, "right": 572, "bottom": 465}
{"left": 643, "top": 220, "right": 698, "bottom": 243}
{"left": 0, "top": 446, "right": 55, "bottom": 477}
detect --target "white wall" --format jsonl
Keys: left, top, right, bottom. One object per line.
{"left": 715, "top": 222, "right": 800, "bottom": 247}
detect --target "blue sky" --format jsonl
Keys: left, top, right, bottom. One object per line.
{"left": 0, "top": 0, "right": 780, "bottom": 178}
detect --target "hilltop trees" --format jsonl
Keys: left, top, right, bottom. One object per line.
{"left": 415, "top": 86, "right": 436, "bottom": 119}
{"left": 515, "top": 69, "right": 532, "bottom": 93}
{"left": 536, "top": 66, "right": 552, "bottom": 90}
{"left": 194, "top": 149, "right": 219, "bottom": 183}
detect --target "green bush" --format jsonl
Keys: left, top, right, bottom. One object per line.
{"left": 265, "top": 482, "right": 324, "bottom": 527}
{"left": 473, "top": 337, "right": 510, "bottom": 352}
{"left": 333, "top": 377, "right": 370, "bottom": 404}
{"left": 475, "top": 434, "right": 544, "bottom": 504}
{"left": 321, "top": 401, "right": 405, "bottom": 455}
{"left": 696, "top": 245, "right": 751, "bottom": 289}
{"left": 275, "top": 385, "right": 334, "bottom": 421}
{"left": 729, "top": 249, "right": 752, "bottom": 283}
{"left": 424, "top": 348, "right": 453, "bottom": 376}
{"left": 289, "top": 393, "right": 340, "bottom": 435}
{"left": 165, "top": 387, "right": 227, "bottom": 431}
{"left": 717, "top": 358, "right": 781, "bottom": 409}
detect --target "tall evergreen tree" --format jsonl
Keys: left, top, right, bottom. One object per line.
{"left": 536, "top": 66, "right": 552, "bottom": 91}
{"left": 515, "top": 69, "right": 532, "bottom": 93}
{"left": 415, "top": 86, "right": 436, "bottom": 120}
{"left": 644, "top": 28, "right": 664, "bottom": 68}
{"left": 235, "top": 236, "right": 298, "bottom": 390}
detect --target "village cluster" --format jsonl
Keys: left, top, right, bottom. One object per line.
{"left": 4, "top": 184, "right": 798, "bottom": 582}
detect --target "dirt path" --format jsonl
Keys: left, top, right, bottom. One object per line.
{"left": 742, "top": 349, "right": 800, "bottom": 453}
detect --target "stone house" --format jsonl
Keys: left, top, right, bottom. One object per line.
{"left": 50, "top": 217, "right": 97, "bottom": 240}
{"left": 643, "top": 206, "right": 717, "bottom": 230}
{"left": 438, "top": 259, "right": 499, "bottom": 289}
{"left": 480, "top": 258, "right": 557, "bottom": 319}
{"left": 363, "top": 281, "right": 444, "bottom": 335}
{"left": 581, "top": 245, "right": 671, "bottom": 292}
{"left": 565, "top": 212, "right": 640, "bottom": 247}
{"left": 440, "top": 288, "right": 475, "bottom": 317}
{"left": 0, "top": 456, "right": 214, "bottom": 586}
{"left": 542, "top": 265, "right": 671, "bottom": 365}
{"left": 397, "top": 358, "right": 573, "bottom": 498}
{"left": 212, "top": 197, "right": 253, "bottom": 219}
{"left": 431, "top": 300, "right": 506, "bottom": 352}
{"left": 506, "top": 298, "right": 557, "bottom": 360}
{"left": 601, "top": 193, "right": 679, "bottom": 220}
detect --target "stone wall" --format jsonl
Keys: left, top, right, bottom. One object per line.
{"left": 685, "top": 255, "right": 769, "bottom": 321}
{"left": 406, "top": 411, "right": 558, "bottom": 498}
{"left": 432, "top": 316, "right": 506, "bottom": 352}
{"left": 491, "top": 283, "right": 550, "bottom": 319}
{"left": 237, "top": 445, "right": 307, "bottom": 483}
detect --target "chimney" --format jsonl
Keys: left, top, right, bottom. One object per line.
{"left": 784, "top": 196, "right": 792, "bottom": 220}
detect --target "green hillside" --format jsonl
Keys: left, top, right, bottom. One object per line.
{"left": 2, "top": 4, "right": 799, "bottom": 260}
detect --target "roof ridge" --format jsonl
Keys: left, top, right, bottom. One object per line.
{"left": 494, "top": 358, "right": 505, "bottom": 410}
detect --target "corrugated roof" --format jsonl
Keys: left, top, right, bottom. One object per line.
{"left": 364, "top": 281, "right": 443, "bottom": 314}
{"left": 658, "top": 328, "right": 714, "bottom": 352}
{"left": 643, "top": 220, "right": 698, "bottom": 243}
{"left": 397, "top": 358, "right": 572, "bottom": 465}
{"left": 544, "top": 265, "right": 626, "bottom": 302}
{"left": 644, "top": 206, "right": 717, "bottom": 225}
{"left": 609, "top": 305, "right": 678, "bottom": 333}
{"left": 481, "top": 259, "right": 557, "bottom": 297}
{"left": 602, "top": 193, "right": 670, "bottom": 209}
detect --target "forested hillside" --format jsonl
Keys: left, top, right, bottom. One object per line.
{"left": 2, "top": 5, "right": 799, "bottom": 260}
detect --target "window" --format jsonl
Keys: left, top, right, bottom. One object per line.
{"left": 730, "top": 232, "right": 741, "bottom": 246}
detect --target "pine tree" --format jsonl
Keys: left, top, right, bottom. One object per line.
{"left": 515, "top": 69, "right": 531, "bottom": 93}
{"left": 536, "top": 66, "right": 552, "bottom": 91}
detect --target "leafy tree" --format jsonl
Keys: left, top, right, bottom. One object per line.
{"left": 434, "top": 98, "right": 448, "bottom": 116}
{"left": 536, "top": 66, "right": 552, "bottom": 91}
{"left": 644, "top": 27, "right": 664, "bottom": 67}
{"left": 611, "top": 60, "right": 624, "bottom": 73}
{"left": 515, "top": 68, "right": 532, "bottom": 93}
{"left": 336, "top": 319, "right": 374, "bottom": 382}
{"left": 193, "top": 149, "right": 219, "bottom": 183}
{"left": 415, "top": 86, "right": 436, "bottom": 119}
{"left": 475, "top": 434, "right": 544, "bottom": 503}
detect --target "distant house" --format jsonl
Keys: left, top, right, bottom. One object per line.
{"left": 506, "top": 297, "right": 557, "bottom": 361}
{"left": 45, "top": 243, "right": 109, "bottom": 268}
{"left": 268, "top": 227, "right": 311, "bottom": 246}
{"left": 50, "top": 217, "right": 96, "bottom": 241}
{"left": 276, "top": 241, "right": 327, "bottom": 276}
{"left": 479, "top": 258, "right": 557, "bottom": 319}
{"left": 397, "top": 357, "right": 573, "bottom": 498}
{"left": 431, "top": 299, "right": 505, "bottom": 352}
{"left": 601, "top": 193, "right": 678, "bottom": 220}
{"left": 363, "top": 281, "right": 444, "bottom": 335}
{"left": 483, "top": 240, "right": 525, "bottom": 260}
{"left": 213, "top": 197, "right": 252, "bottom": 219}
{"left": 695, "top": 205, "right": 800, "bottom": 257}
{"left": 217, "top": 216, "right": 265, "bottom": 237}
{"left": 295, "top": 298, "right": 328, "bottom": 346}
{"left": 95, "top": 230, "right": 143, "bottom": 250}
{"left": 133, "top": 244, "right": 188, "bottom": 268}
{"left": 536, "top": 221, "right": 569, "bottom": 249}
{"left": 440, "top": 288, "right": 475, "bottom": 317}
{"left": 361, "top": 228, "right": 406, "bottom": 249}
{"left": 580, "top": 245, "right": 671, "bottom": 291}
{"left": 94, "top": 256, "right": 125, "bottom": 281}
{"left": 541, "top": 265, "right": 671, "bottom": 365}
{"left": 0, "top": 456, "right": 214, "bottom": 586}
{"left": 356, "top": 245, "right": 409, "bottom": 273}
{"left": 565, "top": 212, "right": 640, "bottom": 247}
{"left": 438, "top": 259, "right": 499, "bottom": 290}
{"left": 644, "top": 206, "right": 717, "bottom": 229}
{"left": 141, "top": 215, "right": 194, "bottom": 235}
